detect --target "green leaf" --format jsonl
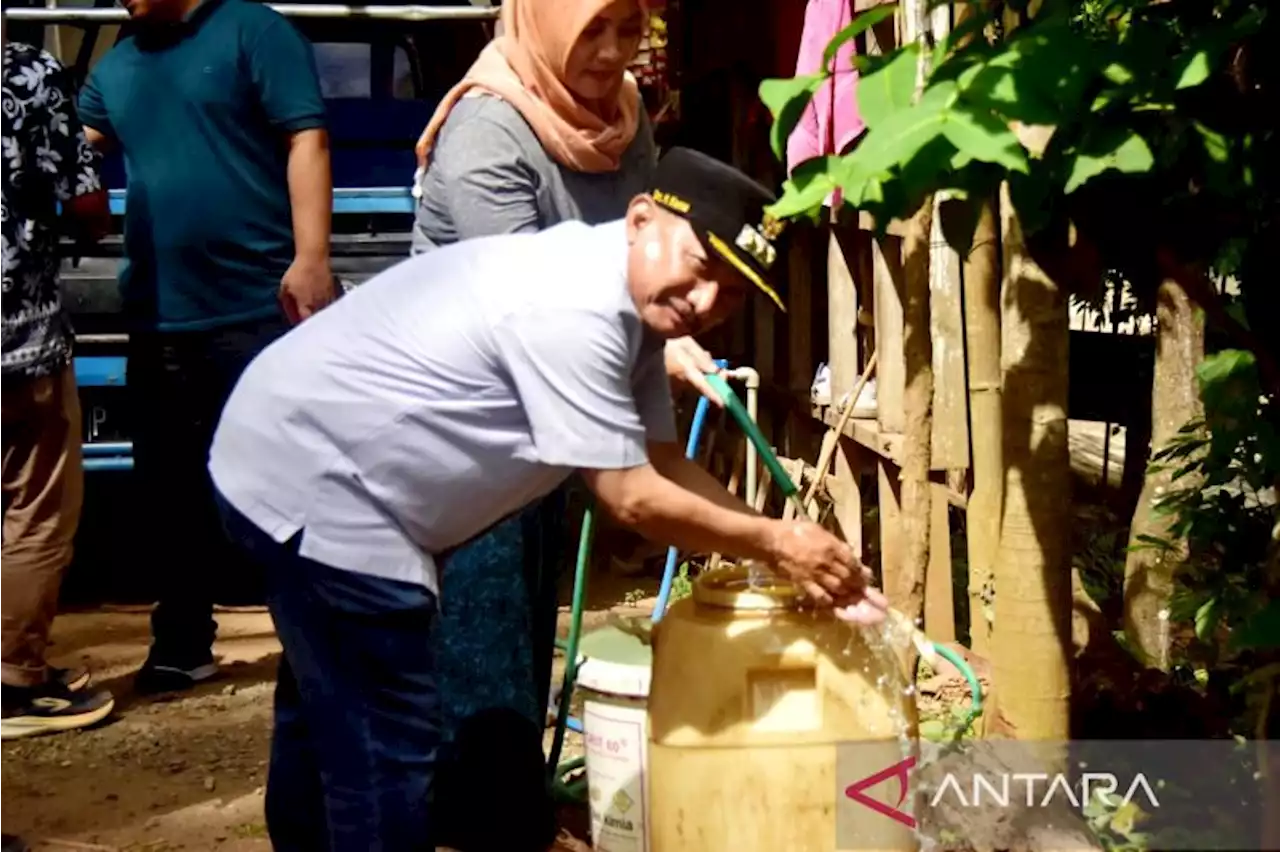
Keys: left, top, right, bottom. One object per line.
{"left": 1194, "top": 599, "right": 1221, "bottom": 642}
{"left": 1090, "top": 91, "right": 1120, "bottom": 112}
{"left": 838, "top": 169, "right": 887, "bottom": 209}
{"left": 1193, "top": 122, "right": 1230, "bottom": 164}
{"left": 1173, "top": 48, "right": 1212, "bottom": 90}
{"left": 960, "top": 63, "right": 1060, "bottom": 126}
{"left": 1101, "top": 61, "right": 1134, "bottom": 86}
{"left": 1064, "top": 129, "right": 1153, "bottom": 194}
{"left": 942, "top": 102, "right": 1029, "bottom": 173}
{"left": 1229, "top": 601, "right": 1280, "bottom": 652}
{"left": 1196, "top": 349, "right": 1256, "bottom": 397}
{"left": 759, "top": 74, "right": 826, "bottom": 161}
{"left": 1224, "top": 301, "right": 1250, "bottom": 332}
{"left": 855, "top": 45, "right": 921, "bottom": 130}
{"left": 931, "top": 8, "right": 993, "bottom": 70}
{"left": 1193, "top": 120, "right": 1235, "bottom": 193}
{"left": 844, "top": 81, "right": 954, "bottom": 182}
{"left": 767, "top": 156, "right": 839, "bottom": 220}
{"left": 977, "top": 24, "right": 1095, "bottom": 121}
{"left": 823, "top": 6, "right": 897, "bottom": 69}
{"left": 897, "top": 136, "right": 961, "bottom": 212}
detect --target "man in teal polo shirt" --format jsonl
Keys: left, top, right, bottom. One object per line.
{"left": 79, "top": 0, "right": 336, "bottom": 693}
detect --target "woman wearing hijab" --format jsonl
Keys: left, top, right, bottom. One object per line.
{"left": 411, "top": 2, "right": 717, "bottom": 849}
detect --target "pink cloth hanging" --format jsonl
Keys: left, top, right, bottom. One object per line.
{"left": 785, "top": 0, "right": 865, "bottom": 181}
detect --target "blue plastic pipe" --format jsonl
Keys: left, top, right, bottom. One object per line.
{"left": 651, "top": 358, "right": 728, "bottom": 624}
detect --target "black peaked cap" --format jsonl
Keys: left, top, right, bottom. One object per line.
{"left": 649, "top": 146, "right": 787, "bottom": 311}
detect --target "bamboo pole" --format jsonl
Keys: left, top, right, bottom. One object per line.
{"left": 895, "top": 0, "right": 935, "bottom": 638}
{"left": 962, "top": 196, "right": 1003, "bottom": 656}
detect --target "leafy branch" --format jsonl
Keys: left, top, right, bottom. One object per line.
{"left": 757, "top": 0, "right": 1265, "bottom": 254}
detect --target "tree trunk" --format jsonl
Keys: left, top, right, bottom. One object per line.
{"left": 900, "top": 198, "right": 935, "bottom": 632}
{"left": 991, "top": 183, "right": 1073, "bottom": 741}
{"left": 962, "top": 195, "right": 1002, "bottom": 657}
{"left": 1122, "top": 278, "right": 1206, "bottom": 670}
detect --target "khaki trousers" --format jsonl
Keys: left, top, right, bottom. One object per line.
{"left": 2, "top": 364, "right": 84, "bottom": 686}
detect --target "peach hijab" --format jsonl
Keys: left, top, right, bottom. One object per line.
{"left": 414, "top": 0, "right": 647, "bottom": 175}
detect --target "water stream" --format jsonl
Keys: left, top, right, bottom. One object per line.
{"left": 742, "top": 552, "right": 923, "bottom": 840}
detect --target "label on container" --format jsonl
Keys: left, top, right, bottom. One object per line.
{"left": 584, "top": 700, "right": 649, "bottom": 852}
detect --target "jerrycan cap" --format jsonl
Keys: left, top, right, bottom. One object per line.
{"left": 693, "top": 562, "right": 805, "bottom": 611}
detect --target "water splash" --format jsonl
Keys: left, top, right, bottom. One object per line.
{"left": 849, "top": 616, "right": 925, "bottom": 846}
{"left": 742, "top": 558, "right": 773, "bottom": 589}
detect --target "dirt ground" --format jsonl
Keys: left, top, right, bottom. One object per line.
{"left": 0, "top": 593, "right": 643, "bottom": 852}
{"left": 2, "top": 607, "right": 285, "bottom": 851}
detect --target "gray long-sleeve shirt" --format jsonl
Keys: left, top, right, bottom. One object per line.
{"left": 412, "top": 92, "right": 657, "bottom": 252}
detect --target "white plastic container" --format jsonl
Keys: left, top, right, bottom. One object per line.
{"left": 577, "top": 622, "right": 654, "bottom": 852}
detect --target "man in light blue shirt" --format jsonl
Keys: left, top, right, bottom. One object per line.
{"left": 207, "top": 147, "right": 888, "bottom": 851}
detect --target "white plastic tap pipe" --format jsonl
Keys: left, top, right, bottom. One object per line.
{"left": 721, "top": 367, "right": 759, "bottom": 504}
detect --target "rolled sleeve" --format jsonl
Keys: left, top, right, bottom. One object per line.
{"left": 39, "top": 56, "right": 102, "bottom": 203}
{"left": 495, "top": 309, "right": 651, "bottom": 470}
{"left": 250, "top": 17, "right": 327, "bottom": 133}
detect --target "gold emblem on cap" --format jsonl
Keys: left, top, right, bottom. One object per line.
{"left": 734, "top": 224, "right": 778, "bottom": 270}
{"left": 760, "top": 213, "right": 785, "bottom": 241}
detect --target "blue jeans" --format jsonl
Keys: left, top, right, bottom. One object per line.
{"left": 217, "top": 494, "right": 440, "bottom": 852}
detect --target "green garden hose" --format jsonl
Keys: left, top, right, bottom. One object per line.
{"left": 548, "top": 506, "right": 594, "bottom": 801}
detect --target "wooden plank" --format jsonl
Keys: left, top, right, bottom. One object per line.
{"left": 811, "top": 405, "right": 969, "bottom": 509}
{"left": 827, "top": 226, "right": 861, "bottom": 404}
{"left": 831, "top": 436, "right": 864, "bottom": 559}
{"left": 858, "top": 210, "right": 911, "bottom": 238}
{"left": 931, "top": 198, "right": 970, "bottom": 470}
{"left": 813, "top": 404, "right": 902, "bottom": 463}
{"left": 877, "top": 459, "right": 905, "bottom": 601}
{"left": 872, "top": 235, "right": 906, "bottom": 434}
{"left": 853, "top": 220, "right": 877, "bottom": 377}
{"left": 926, "top": 480, "right": 957, "bottom": 642}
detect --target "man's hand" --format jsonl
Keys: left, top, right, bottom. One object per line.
{"left": 764, "top": 520, "right": 889, "bottom": 625}
{"left": 664, "top": 336, "right": 724, "bottom": 407}
{"left": 279, "top": 256, "right": 336, "bottom": 324}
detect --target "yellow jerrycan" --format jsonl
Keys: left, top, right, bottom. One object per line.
{"left": 647, "top": 563, "right": 920, "bottom": 852}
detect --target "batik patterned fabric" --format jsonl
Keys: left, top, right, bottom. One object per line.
{"left": 431, "top": 488, "right": 571, "bottom": 743}
{"left": 2, "top": 43, "right": 102, "bottom": 378}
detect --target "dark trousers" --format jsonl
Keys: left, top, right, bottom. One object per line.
{"left": 128, "top": 314, "right": 289, "bottom": 660}
{"left": 218, "top": 494, "right": 441, "bottom": 852}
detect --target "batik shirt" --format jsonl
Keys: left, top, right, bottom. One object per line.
{"left": 2, "top": 43, "right": 102, "bottom": 379}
